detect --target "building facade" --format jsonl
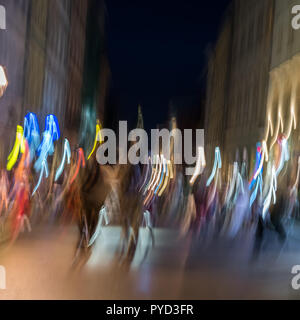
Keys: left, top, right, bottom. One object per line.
{"left": 265, "top": 0, "right": 300, "bottom": 173}
{"left": 0, "top": 0, "right": 30, "bottom": 163}
{"left": 0, "top": 0, "right": 106, "bottom": 166}
{"left": 80, "top": 0, "right": 109, "bottom": 152}
{"left": 23, "top": 0, "right": 48, "bottom": 115}
{"left": 65, "top": 0, "right": 89, "bottom": 147}
{"left": 41, "top": 0, "right": 71, "bottom": 131}
{"left": 205, "top": 0, "right": 275, "bottom": 177}
{"left": 204, "top": 7, "right": 233, "bottom": 170}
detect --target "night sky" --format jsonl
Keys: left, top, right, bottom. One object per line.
{"left": 106, "top": 0, "right": 231, "bottom": 131}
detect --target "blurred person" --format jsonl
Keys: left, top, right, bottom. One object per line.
{"left": 70, "top": 148, "right": 109, "bottom": 269}
{"left": 0, "top": 170, "right": 9, "bottom": 216}
{"left": 270, "top": 186, "right": 288, "bottom": 244}
{"left": 180, "top": 174, "right": 196, "bottom": 236}
{"left": 116, "top": 164, "right": 143, "bottom": 269}
{"left": 251, "top": 193, "right": 264, "bottom": 261}
{"left": 192, "top": 169, "right": 209, "bottom": 237}
{"left": 7, "top": 141, "right": 32, "bottom": 243}
{"left": 224, "top": 179, "right": 250, "bottom": 239}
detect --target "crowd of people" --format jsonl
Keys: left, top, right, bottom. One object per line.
{"left": 0, "top": 112, "right": 299, "bottom": 271}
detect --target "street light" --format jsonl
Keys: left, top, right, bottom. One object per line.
{"left": 0, "top": 65, "right": 8, "bottom": 98}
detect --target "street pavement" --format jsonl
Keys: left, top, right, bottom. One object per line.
{"left": 0, "top": 223, "right": 300, "bottom": 299}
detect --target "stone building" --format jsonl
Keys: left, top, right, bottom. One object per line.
{"left": 65, "top": 0, "right": 89, "bottom": 147}
{"left": 23, "top": 0, "right": 48, "bottom": 115}
{"left": 41, "top": 0, "right": 71, "bottom": 131}
{"left": 205, "top": 0, "right": 275, "bottom": 176}
{"left": 80, "top": 0, "right": 109, "bottom": 152}
{"left": 0, "top": 0, "right": 30, "bottom": 162}
{"left": 204, "top": 6, "right": 233, "bottom": 170}
{"left": 0, "top": 0, "right": 107, "bottom": 165}
{"left": 265, "top": 0, "right": 300, "bottom": 174}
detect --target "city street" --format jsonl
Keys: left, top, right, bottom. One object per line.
{"left": 2, "top": 0, "right": 300, "bottom": 304}
{"left": 1, "top": 223, "right": 300, "bottom": 299}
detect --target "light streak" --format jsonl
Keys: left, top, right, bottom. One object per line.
{"left": 47, "top": 114, "right": 60, "bottom": 140}
{"left": 88, "top": 206, "right": 109, "bottom": 247}
{"left": 168, "top": 160, "right": 174, "bottom": 179}
{"left": 87, "top": 120, "right": 103, "bottom": 160}
{"left": 249, "top": 141, "right": 267, "bottom": 190}
{"left": 34, "top": 132, "right": 52, "bottom": 173}
{"left": 24, "top": 113, "right": 40, "bottom": 145}
{"left": 151, "top": 155, "right": 163, "bottom": 192}
{"left": 32, "top": 159, "right": 49, "bottom": 196}
{"left": 250, "top": 143, "right": 262, "bottom": 185}
{"left": 237, "top": 172, "right": 244, "bottom": 195}
{"left": 206, "top": 147, "right": 221, "bottom": 187}
{"left": 139, "top": 157, "right": 151, "bottom": 192}
{"left": 144, "top": 155, "right": 159, "bottom": 195}
{"left": 55, "top": 138, "right": 71, "bottom": 181}
{"left": 23, "top": 112, "right": 40, "bottom": 161}
{"left": 262, "top": 160, "right": 271, "bottom": 197}
{"left": 249, "top": 172, "right": 262, "bottom": 208}
{"left": 0, "top": 171, "right": 9, "bottom": 215}
{"left": 35, "top": 114, "right": 60, "bottom": 173}
{"left": 190, "top": 146, "right": 206, "bottom": 185}
{"left": 7, "top": 125, "right": 25, "bottom": 171}
{"left": 154, "top": 155, "right": 166, "bottom": 195}
{"left": 227, "top": 162, "right": 245, "bottom": 204}
{"left": 158, "top": 159, "right": 169, "bottom": 197}
{"left": 251, "top": 141, "right": 268, "bottom": 185}
{"left": 275, "top": 136, "right": 289, "bottom": 177}
{"left": 0, "top": 65, "right": 7, "bottom": 87}
{"left": 225, "top": 162, "right": 245, "bottom": 206}
{"left": 270, "top": 111, "right": 283, "bottom": 150}
{"left": 143, "top": 210, "right": 152, "bottom": 228}
{"left": 69, "top": 148, "right": 86, "bottom": 185}
{"left": 206, "top": 163, "right": 220, "bottom": 210}
{"left": 226, "top": 163, "right": 237, "bottom": 204}
{"left": 37, "top": 115, "right": 60, "bottom": 156}
{"left": 157, "top": 160, "right": 174, "bottom": 197}
{"left": 286, "top": 107, "right": 296, "bottom": 140}
{"left": 32, "top": 115, "right": 60, "bottom": 194}
{"left": 0, "top": 65, "right": 7, "bottom": 97}
{"left": 144, "top": 155, "right": 160, "bottom": 206}
{"left": 292, "top": 156, "right": 300, "bottom": 191}
{"left": 262, "top": 140, "right": 269, "bottom": 162}
{"left": 14, "top": 139, "right": 30, "bottom": 180}
{"left": 265, "top": 114, "right": 273, "bottom": 141}
{"left": 262, "top": 164, "right": 277, "bottom": 219}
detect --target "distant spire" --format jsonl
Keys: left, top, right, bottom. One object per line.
{"left": 136, "top": 104, "right": 144, "bottom": 129}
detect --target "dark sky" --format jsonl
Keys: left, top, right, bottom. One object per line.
{"left": 105, "top": 0, "right": 231, "bottom": 131}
